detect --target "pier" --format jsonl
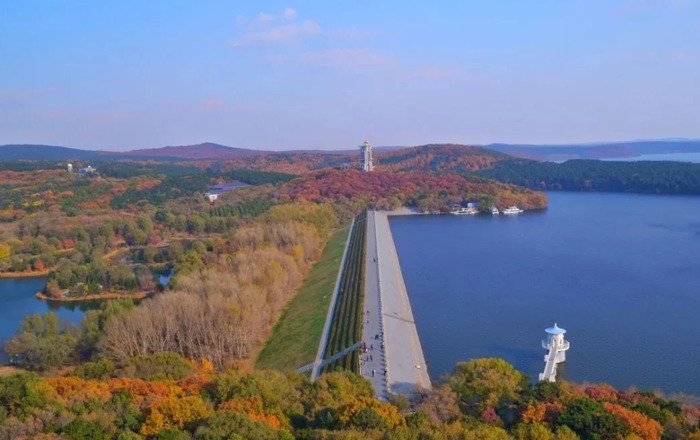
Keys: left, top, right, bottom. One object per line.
{"left": 362, "top": 210, "right": 431, "bottom": 398}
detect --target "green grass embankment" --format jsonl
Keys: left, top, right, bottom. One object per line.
{"left": 255, "top": 222, "right": 352, "bottom": 371}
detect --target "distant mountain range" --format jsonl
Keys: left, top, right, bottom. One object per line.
{"left": 0, "top": 142, "right": 404, "bottom": 161}
{"left": 0, "top": 144, "right": 103, "bottom": 161}
{"left": 0, "top": 142, "right": 268, "bottom": 161}
{"left": 0, "top": 139, "right": 699, "bottom": 162}
{"left": 125, "top": 142, "right": 266, "bottom": 159}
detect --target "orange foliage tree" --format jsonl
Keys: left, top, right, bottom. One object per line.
{"left": 604, "top": 402, "right": 663, "bottom": 440}
{"left": 585, "top": 384, "right": 619, "bottom": 402}
{"left": 219, "top": 396, "right": 284, "bottom": 430}
{"left": 522, "top": 402, "right": 547, "bottom": 424}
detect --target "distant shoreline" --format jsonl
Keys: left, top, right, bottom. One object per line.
{"left": 0, "top": 270, "right": 51, "bottom": 279}
{"left": 35, "top": 291, "right": 150, "bottom": 302}
{"left": 385, "top": 207, "right": 424, "bottom": 217}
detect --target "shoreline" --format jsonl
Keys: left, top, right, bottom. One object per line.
{"left": 36, "top": 291, "right": 150, "bottom": 302}
{"left": 387, "top": 205, "right": 547, "bottom": 217}
{"left": 0, "top": 270, "right": 51, "bottom": 279}
{"left": 385, "top": 206, "right": 424, "bottom": 217}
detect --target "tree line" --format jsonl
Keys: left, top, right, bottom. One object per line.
{"left": 1, "top": 355, "right": 697, "bottom": 439}
{"left": 478, "top": 159, "right": 700, "bottom": 195}
{"left": 97, "top": 203, "right": 338, "bottom": 367}
{"left": 283, "top": 169, "right": 548, "bottom": 214}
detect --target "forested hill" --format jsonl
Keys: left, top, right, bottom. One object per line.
{"left": 478, "top": 159, "right": 700, "bottom": 195}
{"left": 125, "top": 142, "right": 268, "bottom": 159}
{"left": 0, "top": 143, "right": 515, "bottom": 174}
{"left": 0, "top": 144, "right": 101, "bottom": 160}
{"left": 0, "top": 143, "right": 268, "bottom": 161}
{"left": 376, "top": 144, "right": 509, "bottom": 173}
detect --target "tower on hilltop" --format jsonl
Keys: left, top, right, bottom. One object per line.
{"left": 360, "top": 139, "right": 373, "bottom": 172}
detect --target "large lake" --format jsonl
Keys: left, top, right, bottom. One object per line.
{"left": 604, "top": 152, "right": 700, "bottom": 163}
{"left": 0, "top": 277, "right": 86, "bottom": 363}
{"left": 391, "top": 192, "right": 700, "bottom": 395}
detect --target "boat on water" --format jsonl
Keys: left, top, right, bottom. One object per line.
{"left": 450, "top": 206, "right": 478, "bottom": 215}
{"left": 491, "top": 206, "right": 500, "bottom": 215}
{"left": 502, "top": 206, "right": 524, "bottom": 215}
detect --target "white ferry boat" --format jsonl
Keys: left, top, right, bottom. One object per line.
{"left": 491, "top": 206, "right": 500, "bottom": 215}
{"left": 450, "top": 206, "right": 478, "bottom": 215}
{"left": 502, "top": 206, "right": 524, "bottom": 215}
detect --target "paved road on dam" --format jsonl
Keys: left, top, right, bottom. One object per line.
{"left": 362, "top": 210, "right": 431, "bottom": 397}
{"left": 361, "top": 211, "right": 389, "bottom": 399}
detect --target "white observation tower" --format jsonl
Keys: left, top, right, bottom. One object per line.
{"left": 538, "top": 323, "right": 570, "bottom": 382}
{"left": 360, "top": 139, "right": 373, "bottom": 172}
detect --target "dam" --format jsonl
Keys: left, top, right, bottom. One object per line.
{"left": 361, "top": 210, "right": 431, "bottom": 398}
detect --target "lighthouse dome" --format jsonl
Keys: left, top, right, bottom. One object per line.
{"left": 545, "top": 323, "right": 566, "bottom": 335}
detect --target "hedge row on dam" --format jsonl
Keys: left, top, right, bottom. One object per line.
{"left": 323, "top": 211, "right": 367, "bottom": 373}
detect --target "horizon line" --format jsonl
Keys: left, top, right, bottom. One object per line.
{"left": 1, "top": 137, "right": 699, "bottom": 154}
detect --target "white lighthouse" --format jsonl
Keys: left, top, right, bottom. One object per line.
{"left": 360, "top": 139, "right": 373, "bottom": 172}
{"left": 538, "top": 323, "right": 570, "bottom": 382}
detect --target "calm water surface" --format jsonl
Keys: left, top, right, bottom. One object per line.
{"left": 391, "top": 192, "right": 700, "bottom": 395}
{"left": 0, "top": 277, "right": 86, "bottom": 363}
{"left": 604, "top": 152, "right": 700, "bottom": 163}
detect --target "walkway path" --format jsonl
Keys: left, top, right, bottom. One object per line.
{"left": 540, "top": 345, "right": 559, "bottom": 382}
{"left": 362, "top": 210, "right": 431, "bottom": 398}
{"left": 298, "top": 342, "right": 362, "bottom": 375}
{"left": 361, "top": 211, "right": 389, "bottom": 399}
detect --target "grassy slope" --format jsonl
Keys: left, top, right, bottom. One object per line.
{"left": 255, "top": 222, "right": 351, "bottom": 371}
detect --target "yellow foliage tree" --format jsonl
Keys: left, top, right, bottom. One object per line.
{"left": 337, "top": 396, "right": 405, "bottom": 429}
{"left": 0, "top": 242, "right": 11, "bottom": 261}
{"left": 264, "top": 202, "right": 338, "bottom": 240}
{"left": 140, "top": 395, "right": 212, "bottom": 436}
{"left": 514, "top": 423, "right": 555, "bottom": 440}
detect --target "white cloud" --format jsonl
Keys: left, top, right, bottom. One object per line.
{"left": 232, "top": 7, "right": 319, "bottom": 46}
{"left": 301, "top": 48, "right": 394, "bottom": 68}
{"left": 232, "top": 20, "right": 321, "bottom": 46}
{"left": 255, "top": 7, "right": 296, "bottom": 23}
{"left": 230, "top": 9, "right": 398, "bottom": 75}
{"left": 256, "top": 12, "right": 275, "bottom": 23}
{"left": 231, "top": 7, "right": 376, "bottom": 47}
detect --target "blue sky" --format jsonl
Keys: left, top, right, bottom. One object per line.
{"left": 1, "top": 0, "right": 698, "bottom": 150}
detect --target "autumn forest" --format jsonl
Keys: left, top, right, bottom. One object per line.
{"left": 0, "top": 144, "right": 698, "bottom": 439}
